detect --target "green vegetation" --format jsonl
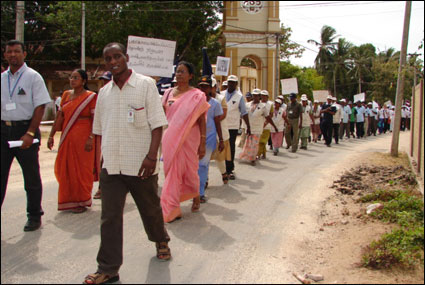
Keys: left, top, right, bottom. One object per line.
{"left": 361, "top": 188, "right": 424, "bottom": 269}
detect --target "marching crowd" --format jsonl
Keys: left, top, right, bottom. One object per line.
{"left": 1, "top": 40, "right": 411, "bottom": 284}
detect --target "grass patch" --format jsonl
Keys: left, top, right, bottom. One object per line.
{"left": 363, "top": 227, "right": 424, "bottom": 269}
{"left": 361, "top": 188, "right": 424, "bottom": 269}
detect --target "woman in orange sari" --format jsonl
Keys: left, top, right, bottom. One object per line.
{"left": 48, "top": 69, "right": 98, "bottom": 213}
{"left": 161, "top": 62, "right": 210, "bottom": 223}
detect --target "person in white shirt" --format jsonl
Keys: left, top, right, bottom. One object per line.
{"left": 299, "top": 95, "right": 314, "bottom": 150}
{"left": 355, "top": 101, "right": 366, "bottom": 138}
{"left": 271, "top": 98, "right": 285, "bottom": 155}
{"left": 239, "top": 89, "right": 276, "bottom": 165}
{"left": 224, "top": 75, "right": 250, "bottom": 179}
{"left": 339, "top": 99, "right": 351, "bottom": 140}
{"left": 84, "top": 42, "right": 170, "bottom": 284}
{"left": 332, "top": 97, "right": 342, "bottom": 144}
{"left": 367, "top": 103, "right": 378, "bottom": 136}
{"left": 258, "top": 90, "right": 278, "bottom": 159}
{"left": 401, "top": 106, "right": 407, "bottom": 131}
{"left": 238, "top": 92, "right": 253, "bottom": 149}
{"left": 406, "top": 106, "right": 411, "bottom": 131}
{"left": 311, "top": 99, "right": 321, "bottom": 142}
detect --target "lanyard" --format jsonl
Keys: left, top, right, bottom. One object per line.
{"left": 8, "top": 70, "right": 25, "bottom": 100}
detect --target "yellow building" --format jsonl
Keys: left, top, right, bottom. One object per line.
{"left": 222, "top": 1, "right": 280, "bottom": 98}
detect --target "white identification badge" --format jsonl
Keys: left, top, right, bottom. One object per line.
{"left": 6, "top": 103, "right": 17, "bottom": 111}
{"left": 128, "top": 109, "right": 135, "bottom": 123}
{"left": 289, "top": 110, "right": 293, "bottom": 115}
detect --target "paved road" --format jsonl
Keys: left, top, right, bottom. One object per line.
{"left": 1, "top": 130, "right": 411, "bottom": 284}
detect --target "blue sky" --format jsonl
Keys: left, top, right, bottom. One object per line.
{"left": 279, "top": 1, "right": 424, "bottom": 67}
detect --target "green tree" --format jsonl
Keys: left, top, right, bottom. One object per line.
{"left": 332, "top": 38, "right": 353, "bottom": 98}
{"left": 2, "top": 1, "right": 223, "bottom": 77}
{"left": 308, "top": 25, "right": 338, "bottom": 91}
{"left": 279, "top": 24, "right": 305, "bottom": 60}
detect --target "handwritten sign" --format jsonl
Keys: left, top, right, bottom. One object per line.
{"left": 313, "top": 90, "right": 329, "bottom": 103}
{"left": 353, "top": 92, "right": 365, "bottom": 103}
{"left": 127, "top": 36, "right": 176, "bottom": 78}
{"left": 281, "top": 78, "right": 298, "bottom": 95}
{"left": 215, "top": 56, "right": 231, "bottom": 76}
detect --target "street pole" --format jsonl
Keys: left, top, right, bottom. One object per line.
{"left": 15, "top": 1, "right": 24, "bottom": 42}
{"left": 358, "top": 67, "right": 361, "bottom": 94}
{"left": 81, "top": 1, "right": 86, "bottom": 70}
{"left": 391, "top": 1, "right": 412, "bottom": 157}
{"left": 275, "top": 33, "right": 280, "bottom": 100}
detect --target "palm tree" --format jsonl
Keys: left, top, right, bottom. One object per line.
{"left": 349, "top": 44, "right": 376, "bottom": 94}
{"left": 333, "top": 38, "right": 353, "bottom": 98}
{"left": 308, "top": 25, "right": 338, "bottom": 90}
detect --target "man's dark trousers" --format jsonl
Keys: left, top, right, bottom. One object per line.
{"left": 1, "top": 122, "right": 44, "bottom": 220}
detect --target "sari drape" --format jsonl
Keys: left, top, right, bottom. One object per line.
{"left": 161, "top": 88, "right": 210, "bottom": 222}
{"left": 55, "top": 90, "right": 98, "bottom": 210}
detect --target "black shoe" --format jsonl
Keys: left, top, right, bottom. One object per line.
{"left": 24, "top": 218, "right": 41, "bottom": 232}
{"left": 327, "top": 144, "right": 331, "bottom": 147}
{"left": 228, "top": 172, "right": 236, "bottom": 180}
{"left": 200, "top": 196, "right": 208, "bottom": 203}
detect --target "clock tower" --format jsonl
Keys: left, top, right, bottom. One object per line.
{"left": 223, "top": 1, "right": 280, "bottom": 97}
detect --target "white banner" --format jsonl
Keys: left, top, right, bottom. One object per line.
{"left": 127, "top": 36, "right": 176, "bottom": 78}
{"left": 384, "top": 100, "right": 392, "bottom": 107}
{"left": 353, "top": 92, "right": 365, "bottom": 103}
{"left": 281, "top": 78, "right": 298, "bottom": 95}
{"left": 313, "top": 90, "right": 329, "bottom": 103}
{"left": 215, "top": 56, "right": 231, "bottom": 76}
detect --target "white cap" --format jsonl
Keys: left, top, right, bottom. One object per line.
{"left": 275, "top": 99, "right": 283, "bottom": 104}
{"left": 332, "top": 97, "right": 337, "bottom": 101}
{"left": 340, "top": 98, "right": 346, "bottom": 103}
{"left": 227, "top": 75, "right": 238, "bottom": 82}
{"left": 327, "top": 95, "right": 333, "bottom": 100}
{"left": 252, "top": 88, "right": 261, "bottom": 95}
{"left": 314, "top": 99, "right": 319, "bottom": 103}
{"left": 278, "top": 95, "right": 284, "bottom": 100}
{"left": 301, "top": 95, "right": 308, "bottom": 101}
{"left": 222, "top": 81, "right": 228, "bottom": 86}
{"left": 260, "top": 90, "right": 269, "bottom": 96}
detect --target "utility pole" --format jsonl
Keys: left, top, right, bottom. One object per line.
{"left": 358, "top": 67, "right": 361, "bottom": 93}
{"left": 81, "top": 1, "right": 86, "bottom": 70}
{"left": 15, "top": 1, "right": 25, "bottom": 42}
{"left": 391, "top": 1, "right": 412, "bottom": 157}
{"left": 275, "top": 33, "right": 280, "bottom": 100}
{"left": 333, "top": 69, "right": 337, "bottom": 97}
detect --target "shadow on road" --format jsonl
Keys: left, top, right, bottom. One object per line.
{"left": 144, "top": 256, "right": 171, "bottom": 284}
{"left": 166, "top": 211, "right": 235, "bottom": 252}
{"left": 1, "top": 230, "right": 47, "bottom": 278}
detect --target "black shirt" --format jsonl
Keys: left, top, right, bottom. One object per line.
{"left": 321, "top": 103, "right": 336, "bottom": 123}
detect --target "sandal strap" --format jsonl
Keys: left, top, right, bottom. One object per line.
{"left": 84, "top": 272, "right": 116, "bottom": 284}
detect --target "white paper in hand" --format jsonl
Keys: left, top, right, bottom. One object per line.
{"left": 8, "top": 139, "right": 40, "bottom": 148}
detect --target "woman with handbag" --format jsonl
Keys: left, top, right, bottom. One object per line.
{"left": 47, "top": 69, "right": 99, "bottom": 213}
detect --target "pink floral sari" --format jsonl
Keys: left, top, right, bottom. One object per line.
{"left": 161, "top": 88, "right": 210, "bottom": 222}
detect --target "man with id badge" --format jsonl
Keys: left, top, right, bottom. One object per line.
{"left": 84, "top": 42, "right": 170, "bottom": 284}
{"left": 1, "top": 40, "right": 51, "bottom": 232}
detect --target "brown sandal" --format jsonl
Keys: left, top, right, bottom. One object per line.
{"left": 83, "top": 272, "right": 119, "bottom": 284}
{"left": 191, "top": 196, "right": 200, "bottom": 212}
{"left": 156, "top": 242, "right": 171, "bottom": 261}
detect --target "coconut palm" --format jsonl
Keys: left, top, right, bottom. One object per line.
{"left": 308, "top": 25, "right": 338, "bottom": 89}
{"left": 333, "top": 38, "right": 353, "bottom": 98}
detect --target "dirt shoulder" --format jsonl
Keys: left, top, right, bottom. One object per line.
{"left": 289, "top": 151, "right": 424, "bottom": 284}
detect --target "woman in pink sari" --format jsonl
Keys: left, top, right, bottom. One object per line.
{"left": 161, "top": 62, "right": 210, "bottom": 223}
{"left": 48, "top": 69, "right": 99, "bottom": 213}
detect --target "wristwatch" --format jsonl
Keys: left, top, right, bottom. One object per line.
{"left": 26, "top": 131, "right": 35, "bottom": 137}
